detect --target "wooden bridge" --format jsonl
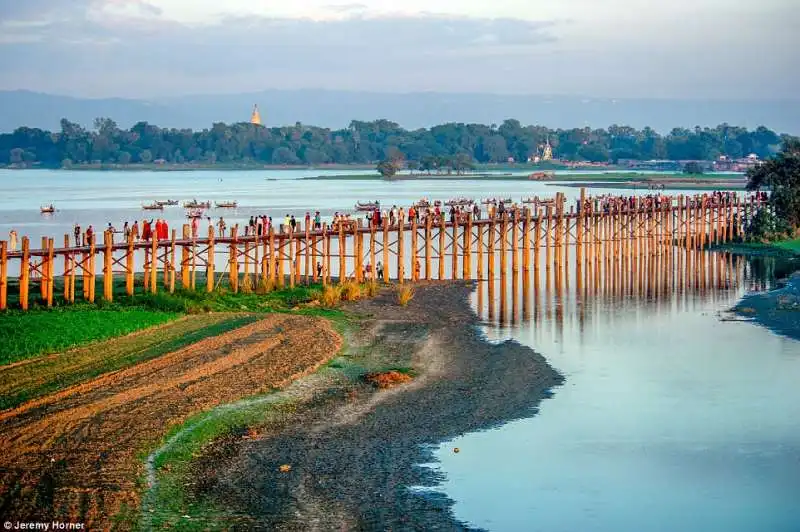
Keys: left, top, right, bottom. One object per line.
{"left": 0, "top": 190, "right": 762, "bottom": 311}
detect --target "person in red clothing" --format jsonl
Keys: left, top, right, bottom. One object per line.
{"left": 159, "top": 219, "right": 169, "bottom": 240}
{"left": 142, "top": 220, "right": 152, "bottom": 241}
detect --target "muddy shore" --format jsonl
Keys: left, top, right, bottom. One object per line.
{"left": 190, "top": 282, "right": 563, "bottom": 530}
{"left": 735, "top": 269, "right": 800, "bottom": 342}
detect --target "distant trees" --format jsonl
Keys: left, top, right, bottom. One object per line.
{"left": 0, "top": 117, "right": 795, "bottom": 168}
{"left": 376, "top": 159, "right": 400, "bottom": 178}
{"left": 683, "top": 161, "right": 704, "bottom": 174}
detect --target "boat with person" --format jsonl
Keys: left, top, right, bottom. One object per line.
{"left": 141, "top": 202, "right": 164, "bottom": 211}
{"left": 444, "top": 197, "right": 474, "bottom": 207}
{"left": 155, "top": 199, "right": 178, "bottom": 206}
{"left": 184, "top": 199, "right": 211, "bottom": 209}
{"left": 40, "top": 204, "right": 55, "bottom": 214}
{"left": 355, "top": 201, "right": 379, "bottom": 211}
{"left": 481, "top": 197, "right": 513, "bottom": 205}
{"left": 215, "top": 201, "right": 238, "bottom": 208}
{"left": 186, "top": 208, "right": 205, "bottom": 219}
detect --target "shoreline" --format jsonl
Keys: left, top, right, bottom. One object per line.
{"left": 170, "top": 282, "right": 562, "bottom": 529}
{"left": 716, "top": 242, "right": 800, "bottom": 341}
{"left": 733, "top": 266, "right": 800, "bottom": 342}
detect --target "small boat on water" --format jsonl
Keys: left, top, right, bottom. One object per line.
{"left": 215, "top": 201, "right": 238, "bottom": 208}
{"left": 184, "top": 200, "right": 211, "bottom": 209}
{"left": 142, "top": 202, "right": 164, "bottom": 211}
{"left": 481, "top": 197, "right": 513, "bottom": 205}
{"left": 414, "top": 198, "right": 431, "bottom": 208}
{"left": 444, "top": 197, "right": 474, "bottom": 207}
{"left": 355, "top": 201, "right": 379, "bottom": 211}
{"left": 156, "top": 199, "right": 178, "bottom": 206}
{"left": 40, "top": 205, "right": 55, "bottom": 214}
{"left": 529, "top": 171, "right": 554, "bottom": 181}
{"left": 186, "top": 208, "right": 205, "bottom": 219}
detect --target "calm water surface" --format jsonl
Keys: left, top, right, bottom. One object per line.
{"left": 429, "top": 257, "right": 800, "bottom": 532}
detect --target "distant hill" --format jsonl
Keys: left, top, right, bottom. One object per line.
{"left": 1, "top": 89, "right": 798, "bottom": 134}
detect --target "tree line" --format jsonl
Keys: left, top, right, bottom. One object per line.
{"left": 0, "top": 117, "right": 795, "bottom": 168}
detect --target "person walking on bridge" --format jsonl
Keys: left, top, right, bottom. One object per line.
{"left": 9, "top": 229, "right": 17, "bottom": 251}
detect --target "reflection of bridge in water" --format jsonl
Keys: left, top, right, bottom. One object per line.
{"left": 0, "top": 189, "right": 766, "bottom": 311}
{"left": 477, "top": 249, "right": 784, "bottom": 348}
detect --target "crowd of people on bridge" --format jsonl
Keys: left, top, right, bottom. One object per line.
{"left": 6, "top": 189, "right": 772, "bottom": 253}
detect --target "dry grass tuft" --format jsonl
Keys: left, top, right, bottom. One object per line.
{"left": 365, "top": 370, "right": 413, "bottom": 389}
{"left": 395, "top": 285, "right": 414, "bottom": 306}
{"left": 340, "top": 281, "right": 362, "bottom": 301}
{"left": 256, "top": 277, "right": 275, "bottom": 295}
{"left": 240, "top": 275, "right": 253, "bottom": 294}
{"left": 319, "top": 285, "right": 342, "bottom": 307}
{"left": 363, "top": 281, "right": 380, "bottom": 298}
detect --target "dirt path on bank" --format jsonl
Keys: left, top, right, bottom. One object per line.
{"left": 191, "top": 283, "right": 563, "bottom": 531}
{"left": 0, "top": 314, "right": 342, "bottom": 528}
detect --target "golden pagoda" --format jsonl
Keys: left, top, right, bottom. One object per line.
{"left": 542, "top": 138, "right": 553, "bottom": 161}
{"left": 250, "top": 104, "right": 262, "bottom": 125}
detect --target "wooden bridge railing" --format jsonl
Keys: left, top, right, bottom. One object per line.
{"left": 0, "top": 189, "right": 764, "bottom": 311}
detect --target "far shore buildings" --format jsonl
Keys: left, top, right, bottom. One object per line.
{"left": 712, "top": 153, "right": 761, "bottom": 172}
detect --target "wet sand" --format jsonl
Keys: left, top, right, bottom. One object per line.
{"left": 736, "top": 270, "right": 800, "bottom": 341}
{"left": 190, "top": 282, "right": 563, "bottom": 530}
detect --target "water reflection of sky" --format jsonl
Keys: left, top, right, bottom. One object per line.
{"left": 431, "top": 254, "right": 800, "bottom": 532}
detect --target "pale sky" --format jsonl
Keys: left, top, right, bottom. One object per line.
{"left": 0, "top": 0, "right": 797, "bottom": 99}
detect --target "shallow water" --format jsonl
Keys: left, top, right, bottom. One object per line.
{"left": 430, "top": 253, "right": 800, "bottom": 532}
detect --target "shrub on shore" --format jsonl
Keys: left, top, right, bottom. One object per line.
{"left": 395, "top": 286, "right": 414, "bottom": 306}
{"left": 364, "top": 282, "right": 380, "bottom": 298}
{"left": 340, "top": 281, "right": 362, "bottom": 301}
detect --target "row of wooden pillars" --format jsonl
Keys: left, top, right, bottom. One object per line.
{"left": 0, "top": 190, "right": 760, "bottom": 311}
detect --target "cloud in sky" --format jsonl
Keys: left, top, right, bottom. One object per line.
{"left": 0, "top": 0, "right": 797, "bottom": 99}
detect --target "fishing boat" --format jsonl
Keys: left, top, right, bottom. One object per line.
{"left": 40, "top": 204, "right": 55, "bottom": 214}
{"left": 215, "top": 201, "right": 238, "bottom": 208}
{"left": 184, "top": 200, "right": 211, "bottom": 209}
{"left": 481, "top": 197, "right": 513, "bottom": 205}
{"left": 414, "top": 198, "right": 431, "bottom": 208}
{"left": 156, "top": 199, "right": 178, "bottom": 206}
{"left": 186, "top": 208, "right": 204, "bottom": 219}
{"left": 528, "top": 171, "right": 554, "bottom": 181}
{"left": 355, "top": 201, "right": 379, "bottom": 211}
{"left": 444, "top": 197, "right": 474, "bottom": 207}
{"left": 141, "top": 202, "right": 164, "bottom": 211}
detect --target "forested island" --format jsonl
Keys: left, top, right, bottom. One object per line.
{"left": 0, "top": 117, "right": 795, "bottom": 169}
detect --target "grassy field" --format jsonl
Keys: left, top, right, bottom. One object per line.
{"left": 712, "top": 237, "right": 800, "bottom": 257}
{"left": 0, "top": 308, "right": 178, "bottom": 365}
{"left": 0, "top": 313, "right": 259, "bottom": 410}
{"left": 0, "top": 275, "right": 341, "bottom": 364}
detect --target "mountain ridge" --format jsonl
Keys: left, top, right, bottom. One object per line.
{"left": 1, "top": 89, "right": 798, "bottom": 134}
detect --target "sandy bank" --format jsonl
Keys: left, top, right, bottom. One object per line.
{"left": 190, "top": 283, "right": 563, "bottom": 530}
